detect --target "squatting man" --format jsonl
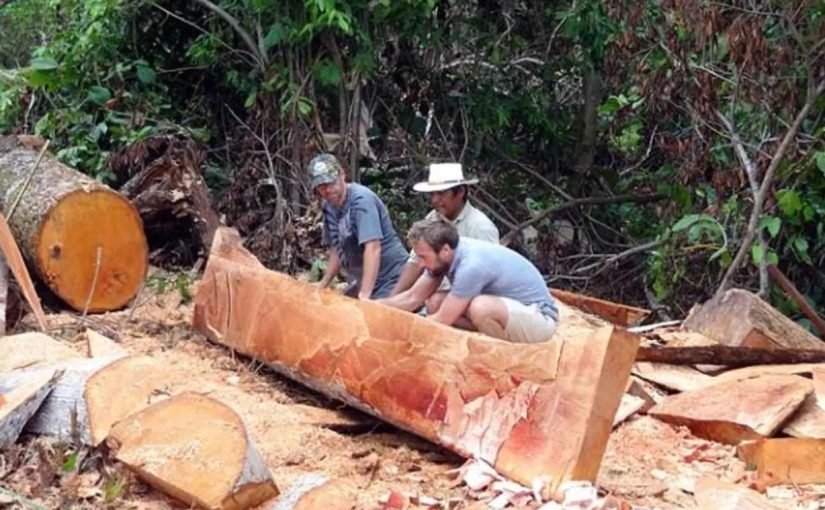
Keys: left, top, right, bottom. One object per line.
{"left": 378, "top": 218, "right": 559, "bottom": 344}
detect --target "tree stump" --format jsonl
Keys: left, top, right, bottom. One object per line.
{"left": 0, "top": 136, "right": 148, "bottom": 311}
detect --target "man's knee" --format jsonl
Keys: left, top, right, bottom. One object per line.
{"left": 466, "top": 296, "right": 508, "bottom": 328}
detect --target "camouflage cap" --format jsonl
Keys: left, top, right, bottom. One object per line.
{"left": 307, "top": 153, "right": 342, "bottom": 189}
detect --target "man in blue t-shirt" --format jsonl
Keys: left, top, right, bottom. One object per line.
{"left": 309, "top": 153, "right": 408, "bottom": 299}
{"left": 378, "top": 217, "right": 559, "bottom": 343}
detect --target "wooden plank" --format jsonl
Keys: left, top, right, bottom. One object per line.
{"left": 683, "top": 289, "right": 825, "bottom": 350}
{"left": 694, "top": 478, "right": 783, "bottom": 510}
{"left": 649, "top": 375, "right": 812, "bottom": 444}
{"left": 738, "top": 438, "right": 825, "bottom": 486}
{"left": 550, "top": 288, "right": 650, "bottom": 327}
{"left": 0, "top": 332, "right": 81, "bottom": 373}
{"left": 714, "top": 363, "right": 825, "bottom": 383}
{"left": 83, "top": 329, "right": 129, "bottom": 359}
{"left": 108, "top": 392, "right": 278, "bottom": 510}
{"left": 0, "top": 210, "right": 47, "bottom": 331}
{"left": 782, "top": 367, "right": 825, "bottom": 439}
{"left": 0, "top": 369, "right": 59, "bottom": 448}
{"left": 613, "top": 394, "right": 646, "bottom": 427}
{"left": 632, "top": 362, "right": 713, "bottom": 392}
{"left": 192, "top": 227, "right": 640, "bottom": 501}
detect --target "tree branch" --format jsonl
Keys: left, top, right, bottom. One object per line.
{"left": 191, "top": 0, "right": 267, "bottom": 70}
{"left": 715, "top": 79, "right": 825, "bottom": 296}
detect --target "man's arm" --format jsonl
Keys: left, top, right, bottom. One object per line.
{"left": 390, "top": 262, "right": 425, "bottom": 295}
{"left": 316, "top": 248, "right": 340, "bottom": 288}
{"left": 377, "top": 272, "right": 441, "bottom": 312}
{"left": 358, "top": 240, "right": 381, "bottom": 299}
{"left": 429, "top": 293, "right": 472, "bottom": 326}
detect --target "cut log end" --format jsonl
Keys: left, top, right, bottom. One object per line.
{"left": 36, "top": 188, "right": 147, "bottom": 311}
{"left": 108, "top": 392, "right": 278, "bottom": 510}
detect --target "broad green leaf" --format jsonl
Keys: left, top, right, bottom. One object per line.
{"left": 62, "top": 452, "right": 77, "bottom": 472}
{"left": 759, "top": 216, "right": 781, "bottom": 238}
{"left": 672, "top": 214, "right": 700, "bottom": 232}
{"left": 314, "top": 61, "right": 341, "bottom": 87}
{"left": 30, "top": 57, "right": 59, "bottom": 70}
{"left": 709, "top": 246, "right": 727, "bottom": 262}
{"left": 816, "top": 151, "right": 825, "bottom": 175}
{"left": 767, "top": 250, "right": 779, "bottom": 265}
{"left": 87, "top": 85, "right": 111, "bottom": 105}
{"left": 264, "top": 24, "right": 283, "bottom": 49}
{"left": 777, "top": 189, "right": 802, "bottom": 217}
{"left": 793, "top": 236, "right": 810, "bottom": 259}
{"left": 136, "top": 65, "right": 156, "bottom": 84}
{"left": 751, "top": 242, "right": 764, "bottom": 264}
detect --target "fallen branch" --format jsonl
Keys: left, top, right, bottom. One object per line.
{"left": 571, "top": 239, "right": 664, "bottom": 275}
{"left": 502, "top": 193, "right": 666, "bottom": 244}
{"left": 636, "top": 345, "right": 825, "bottom": 367}
{"left": 767, "top": 264, "right": 825, "bottom": 339}
{"left": 715, "top": 79, "right": 825, "bottom": 296}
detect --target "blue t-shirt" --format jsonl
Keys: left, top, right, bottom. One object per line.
{"left": 443, "top": 237, "right": 558, "bottom": 319}
{"left": 323, "top": 183, "right": 408, "bottom": 298}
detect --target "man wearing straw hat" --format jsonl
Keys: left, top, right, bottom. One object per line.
{"left": 308, "top": 153, "right": 408, "bottom": 300}
{"left": 390, "top": 163, "right": 499, "bottom": 312}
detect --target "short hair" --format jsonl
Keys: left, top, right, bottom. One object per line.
{"left": 407, "top": 218, "right": 459, "bottom": 251}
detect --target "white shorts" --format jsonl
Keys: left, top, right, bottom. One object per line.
{"left": 501, "top": 297, "right": 558, "bottom": 344}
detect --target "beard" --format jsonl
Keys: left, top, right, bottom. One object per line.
{"left": 429, "top": 259, "right": 450, "bottom": 278}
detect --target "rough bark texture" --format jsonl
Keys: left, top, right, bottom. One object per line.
{"left": 0, "top": 368, "right": 59, "bottom": 448}
{"left": 192, "top": 227, "right": 640, "bottom": 500}
{"left": 0, "top": 211, "right": 46, "bottom": 330}
{"left": 108, "top": 392, "right": 279, "bottom": 510}
{"left": 550, "top": 288, "right": 650, "bottom": 327}
{"left": 649, "top": 375, "right": 812, "bottom": 444}
{"left": 737, "top": 438, "right": 825, "bottom": 486}
{"left": 0, "top": 355, "right": 166, "bottom": 446}
{"left": 0, "top": 135, "right": 148, "bottom": 311}
{"left": 636, "top": 345, "right": 825, "bottom": 366}
{"left": 683, "top": 289, "right": 825, "bottom": 350}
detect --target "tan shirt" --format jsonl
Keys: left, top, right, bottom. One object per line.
{"left": 408, "top": 201, "right": 500, "bottom": 265}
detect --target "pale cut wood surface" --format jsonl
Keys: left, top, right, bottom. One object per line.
{"left": 0, "top": 369, "right": 59, "bottom": 448}
{"left": 649, "top": 375, "right": 812, "bottom": 444}
{"left": 84, "top": 329, "right": 129, "bottom": 359}
{"left": 738, "top": 438, "right": 825, "bottom": 486}
{"left": 0, "top": 332, "right": 81, "bottom": 373}
{"left": 192, "top": 227, "right": 640, "bottom": 501}
{"left": 632, "top": 362, "right": 713, "bottom": 392}
{"left": 108, "top": 391, "right": 278, "bottom": 510}
{"left": 683, "top": 289, "right": 825, "bottom": 350}
{"left": 694, "top": 478, "right": 783, "bottom": 510}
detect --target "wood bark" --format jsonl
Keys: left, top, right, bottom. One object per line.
{"left": 0, "top": 135, "right": 148, "bottom": 311}
{"left": 0, "top": 211, "right": 46, "bottom": 330}
{"left": 0, "top": 368, "right": 59, "bottom": 448}
{"left": 108, "top": 391, "right": 279, "bottom": 510}
{"left": 636, "top": 345, "right": 825, "bottom": 367}
{"left": 649, "top": 375, "right": 812, "bottom": 444}
{"left": 192, "top": 227, "right": 640, "bottom": 501}
{"left": 0, "top": 355, "right": 166, "bottom": 446}
{"left": 550, "top": 288, "right": 650, "bottom": 327}
{"left": 683, "top": 289, "right": 825, "bottom": 350}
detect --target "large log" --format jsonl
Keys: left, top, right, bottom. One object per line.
{"left": 0, "top": 135, "right": 148, "bottom": 311}
{"left": 648, "top": 375, "right": 812, "bottom": 444}
{"left": 683, "top": 289, "right": 825, "bottom": 350}
{"left": 0, "top": 355, "right": 166, "bottom": 445}
{"left": 192, "top": 227, "right": 640, "bottom": 500}
{"left": 108, "top": 392, "right": 279, "bottom": 510}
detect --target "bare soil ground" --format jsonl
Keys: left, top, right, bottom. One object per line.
{"left": 2, "top": 272, "right": 825, "bottom": 509}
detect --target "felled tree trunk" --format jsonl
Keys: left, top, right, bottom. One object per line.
{"left": 108, "top": 392, "right": 279, "bottom": 510}
{"left": 107, "top": 135, "right": 219, "bottom": 267}
{"left": 0, "top": 136, "right": 148, "bottom": 311}
{"left": 193, "top": 227, "right": 640, "bottom": 501}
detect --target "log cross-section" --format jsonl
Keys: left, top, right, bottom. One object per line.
{"left": 0, "top": 136, "right": 148, "bottom": 311}
{"left": 192, "top": 227, "right": 640, "bottom": 500}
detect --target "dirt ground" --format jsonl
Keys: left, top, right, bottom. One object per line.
{"left": 2, "top": 272, "right": 825, "bottom": 509}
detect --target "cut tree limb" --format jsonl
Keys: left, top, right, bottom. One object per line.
{"left": 0, "top": 136, "right": 148, "bottom": 311}
{"left": 767, "top": 264, "right": 825, "bottom": 338}
{"left": 683, "top": 289, "right": 825, "bottom": 350}
{"left": 0, "top": 368, "right": 60, "bottom": 448}
{"left": 636, "top": 345, "right": 825, "bottom": 366}
{"left": 649, "top": 375, "right": 812, "bottom": 444}
{"left": 0, "top": 355, "right": 167, "bottom": 446}
{"left": 192, "top": 227, "right": 640, "bottom": 501}
{"left": 108, "top": 391, "right": 279, "bottom": 510}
